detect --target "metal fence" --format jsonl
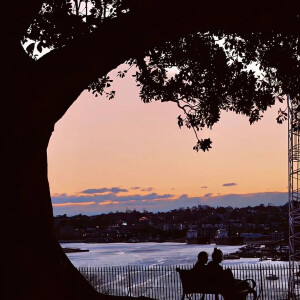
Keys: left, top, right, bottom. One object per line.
{"left": 79, "top": 264, "right": 300, "bottom": 300}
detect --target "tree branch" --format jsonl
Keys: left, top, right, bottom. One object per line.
{"left": 34, "top": 0, "right": 300, "bottom": 124}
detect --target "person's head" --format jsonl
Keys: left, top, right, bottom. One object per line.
{"left": 197, "top": 251, "right": 208, "bottom": 264}
{"left": 212, "top": 248, "right": 223, "bottom": 264}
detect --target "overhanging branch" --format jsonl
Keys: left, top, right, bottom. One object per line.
{"left": 35, "top": 0, "right": 300, "bottom": 124}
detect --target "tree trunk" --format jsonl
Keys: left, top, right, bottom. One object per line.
{"left": 5, "top": 23, "right": 153, "bottom": 300}
{"left": 5, "top": 75, "right": 153, "bottom": 298}
{"left": 5, "top": 107, "right": 90, "bottom": 297}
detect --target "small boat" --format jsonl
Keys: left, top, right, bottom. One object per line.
{"left": 259, "top": 256, "right": 268, "bottom": 261}
{"left": 223, "top": 254, "right": 240, "bottom": 260}
{"left": 266, "top": 274, "right": 279, "bottom": 280}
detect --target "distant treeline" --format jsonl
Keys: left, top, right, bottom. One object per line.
{"left": 55, "top": 203, "right": 289, "bottom": 242}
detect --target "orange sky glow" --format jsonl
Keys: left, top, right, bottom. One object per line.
{"left": 47, "top": 67, "right": 288, "bottom": 216}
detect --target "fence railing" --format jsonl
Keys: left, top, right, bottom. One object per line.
{"left": 79, "top": 264, "right": 300, "bottom": 299}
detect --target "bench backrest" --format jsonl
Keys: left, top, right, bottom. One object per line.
{"left": 177, "top": 269, "right": 232, "bottom": 294}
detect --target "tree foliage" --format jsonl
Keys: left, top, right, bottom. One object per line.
{"left": 23, "top": 1, "right": 299, "bottom": 152}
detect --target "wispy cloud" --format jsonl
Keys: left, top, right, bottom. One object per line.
{"left": 53, "top": 201, "right": 96, "bottom": 207}
{"left": 222, "top": 182, "right": 237, "bottom": 187}
{"left": 130, "top": 187, "right": 154, "bottom": 192}
{"left": 204, "top": 193, "right": 213, "bottom": 197}
{"left": 141, "top": 187, "right": 154, "bottom": 192}
{"left": 52, "top": 192, "right": 175, "bottom": 205}
{"left": 80, "top": 187, "right": 128, "bottom": 194}
{"left": 98, "top": 200, "right": 120, "bottom": 206}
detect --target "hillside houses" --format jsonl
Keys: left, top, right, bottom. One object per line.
{"left": 55, "top": 203, "right": 288, "bottom": 244}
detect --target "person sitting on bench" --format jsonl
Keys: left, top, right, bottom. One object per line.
{"left": 207, "top": 248, "right": 252, "bottom": 300}
{"left": 192, "top": 251, "right": 209, "bottom": 271}
{"left": 207, "top": 248, "right": 224, "bottom": 274}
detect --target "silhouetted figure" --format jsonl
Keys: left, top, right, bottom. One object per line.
{"left": 192, "top": 251, "right": 208, "bottom": 271}
{"left": 207, "top": 247, "right": 224, "bottom": 274}
{"left": 207, "top": 248, "right": 254, "bottom": 299}
{"left": 206, "top": 248, "right": 236, "bottom": 299}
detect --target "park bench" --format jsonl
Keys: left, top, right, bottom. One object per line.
{"left": 176, "top": 268, "right": 257, "bottom": 300}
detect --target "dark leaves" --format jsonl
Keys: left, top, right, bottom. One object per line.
{"left": 117, "top": 70, "right": 127, "bottom": 78}
{"left": 276, "top": 108, "right": 288, "bottom": 124}
{"left": 87, "top": 75, "right": 115, "bottom": 99}
{"left": 23, "top": 0, "right": 127, "bottom": 55}
{"left": 193, "top": 139, "right": 212, "bottom": 152}
{"left": 132, "top": 31, "right": 299, "bottom": 152}
{"left": 177, "top": 115, "right": 183, "bottom": 128}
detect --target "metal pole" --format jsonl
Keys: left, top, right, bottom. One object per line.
{"left": 288, "top": 95, "right": 300, "bottom": 299}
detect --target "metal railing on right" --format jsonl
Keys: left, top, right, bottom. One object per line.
{"left": 79, "top": 264, "right": 300, "bottom": 299}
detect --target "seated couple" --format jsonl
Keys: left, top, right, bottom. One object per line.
{"left": 192, "top": 248, "right": 250, "bottom": 300}
{"left": 192, "top": 248, "right": 224, "bottom": 273}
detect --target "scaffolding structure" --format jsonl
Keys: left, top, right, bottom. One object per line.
{"left": 288, "top": 95, "right": 300, "bottom": 298}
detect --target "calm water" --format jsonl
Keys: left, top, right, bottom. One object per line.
{"left": 61, "top": 242, "right": 288, "bottom": 268}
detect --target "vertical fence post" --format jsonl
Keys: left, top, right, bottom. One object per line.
{"left": 127, "top": 266, "right": 132, "bottom": 297}
{"left": 259, "top": 264, "right": 264, "bottom": 300}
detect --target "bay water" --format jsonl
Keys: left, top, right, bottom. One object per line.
{"left": 61, "top": 242, "right": 288, "bottom": 267}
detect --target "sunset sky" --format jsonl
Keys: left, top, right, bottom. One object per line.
{"left": 48, "top": 66, "right": 288, "bottom": 216}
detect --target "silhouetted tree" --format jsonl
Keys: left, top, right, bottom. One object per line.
{"left": 8, "top": 1, "right": 299, "bottom": 299}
